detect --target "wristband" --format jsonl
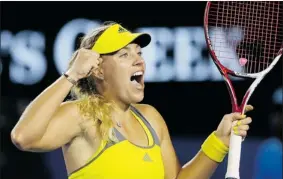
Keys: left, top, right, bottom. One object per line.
{"left": 63, "top": 73, "right": 77, "bottom": 85}
{"left": 201, "top": 131, "right": 229, "bottom": 163}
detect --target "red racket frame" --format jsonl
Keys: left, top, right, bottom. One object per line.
{"left": 203, "top": 1, "right": 283, "bottom": 179}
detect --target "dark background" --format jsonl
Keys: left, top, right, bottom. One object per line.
{"left": 1, "top": 1, "right": 282, "bottom": 179}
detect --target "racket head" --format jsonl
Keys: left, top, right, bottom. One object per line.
{"left": 204, "top": 1, "right": 283, "bottom": 77}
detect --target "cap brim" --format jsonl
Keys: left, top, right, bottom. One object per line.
{"left": 131, "top": 33, "right": 151, "bottom": 48}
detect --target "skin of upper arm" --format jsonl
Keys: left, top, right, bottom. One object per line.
{"left": 134, "top": 104, "right": 181, "bottom": 179}
{"left": 28, "top": 101, "right": 83, "bottom": 152}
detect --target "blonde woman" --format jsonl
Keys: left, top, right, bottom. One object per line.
{"left": 11, "top": 22, "right": 253, "bottom": 179}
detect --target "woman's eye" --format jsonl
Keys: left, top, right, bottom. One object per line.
{"left": 137, "top": 52, "right": 142, "bottom": 56}
{"left": 120, "top": 53, "right": 128, "bottom": 58}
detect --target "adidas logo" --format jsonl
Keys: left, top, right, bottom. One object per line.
{"left": 118, "top": 26, "right": 128, "bottom": 33}
{"left": 143, "top": 153, "right": 153, "bottom": 162}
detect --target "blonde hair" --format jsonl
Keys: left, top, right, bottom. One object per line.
{"left": 69, "top": 21, "right": 118, "bottom": 142}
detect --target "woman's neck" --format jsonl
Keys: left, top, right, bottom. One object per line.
{"left": 111, "top": 101, "right": 133, "bottom": 128}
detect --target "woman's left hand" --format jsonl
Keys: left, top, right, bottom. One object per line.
{"left": 215, "top": 105, "right": 254, "bottom": 147}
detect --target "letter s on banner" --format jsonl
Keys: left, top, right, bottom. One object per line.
{"left": 9, "top": 31, "right": 46, "bottom": 85}
{"left": 53, "top": 19, "right": 100, "bottom": 74}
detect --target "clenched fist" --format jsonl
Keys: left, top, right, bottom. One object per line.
{"left": 65, "top": 48, "right": 101, "bottom": 81}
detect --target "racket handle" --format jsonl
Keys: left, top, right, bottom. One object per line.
{"left": 225, "top": 130, "right": 242, "bottom": 179}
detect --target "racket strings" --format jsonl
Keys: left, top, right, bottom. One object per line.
{"left": 207, "top": 1, "right": 283, "bottom": 74}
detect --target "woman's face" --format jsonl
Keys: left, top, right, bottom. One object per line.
{"left": 97, "top": 43, "right": 146, "bottom": 107}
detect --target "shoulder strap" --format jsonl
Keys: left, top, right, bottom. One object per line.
{"left": 130, "top": 105, "right": 160, "bottom": 146}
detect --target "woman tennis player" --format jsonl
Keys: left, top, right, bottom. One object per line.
{"left": 11, "top": 22, "right": 253, "bottom": 179}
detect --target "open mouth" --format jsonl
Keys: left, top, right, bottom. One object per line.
{"left": 130, "top": 71, "right": 143, "bottom": 85}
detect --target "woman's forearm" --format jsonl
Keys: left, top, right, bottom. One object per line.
{"left": 176, "top": 131, "right": 228, "bottom": 179}
{"left": 177, "top": 150, "right": 219, "bottom": 179}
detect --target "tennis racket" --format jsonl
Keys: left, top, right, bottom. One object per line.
{"left": 204, "top": 1, "right": 283, "bottom": 179}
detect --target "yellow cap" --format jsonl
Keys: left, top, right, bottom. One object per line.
{"left": 92, "top": 24, "right": 151, "bottom": 54}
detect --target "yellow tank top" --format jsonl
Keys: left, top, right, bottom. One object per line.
{"left": 68, "top": 106, "right": 165, "bottom": 179}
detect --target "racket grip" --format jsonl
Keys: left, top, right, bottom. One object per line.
{"left": 225, "top": 131, "right": 242, "bottom": 179}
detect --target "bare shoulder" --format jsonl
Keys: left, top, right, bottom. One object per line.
{"left": 60, "top": 99, "right": 79, "bottom": 108}
{"left": 60, "top": 100, "right": 81, "bottom": 115}
{"left": 61, "top": 100, "right": 99, "bottom": 136}
{"left": 132, "top": 104, "right": 162, "bottom": 119}
{"left": 53, "top": 101, "right": 83, "bottom": 130}
{"left": 132, "top": 103, "right": 168, "bottom": 141}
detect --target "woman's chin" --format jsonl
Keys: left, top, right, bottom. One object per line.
{"left": 130, "top": 92, "right": 144, "bottom": 104}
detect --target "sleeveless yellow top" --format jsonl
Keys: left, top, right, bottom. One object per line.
{"left": 68, "top": 106, "right": 165, "bottom": 179}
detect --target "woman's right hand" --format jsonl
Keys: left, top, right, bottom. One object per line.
{"left": 66, "top": 48, "right": 101, "bottom": 81}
